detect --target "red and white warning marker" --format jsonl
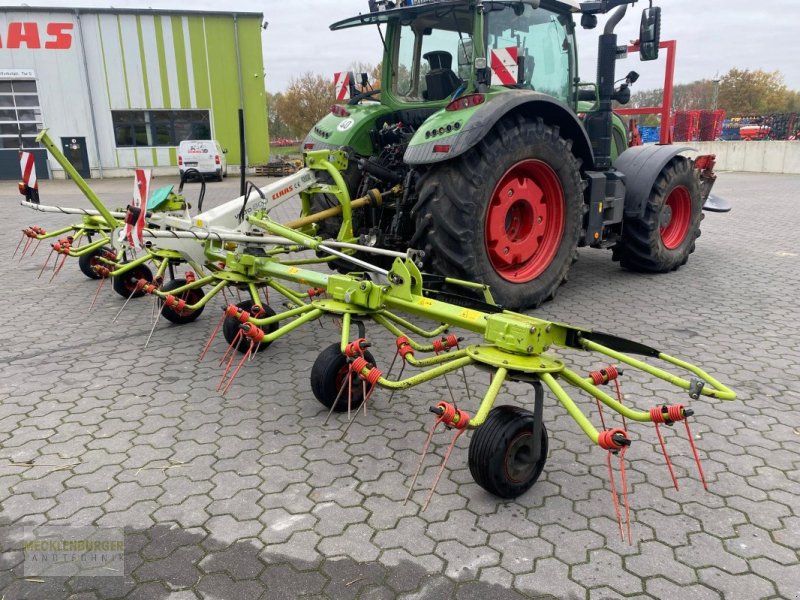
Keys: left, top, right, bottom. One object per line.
{"left": 334, "top": 71, "right": 351, "bottom": 101}
{"left": 490, "top": 47, "right": 519, "bottom": 86}
{"left": 119, "top": 168, "right": 151, "bottom": 250}
{"left": 18, "top": 151, "right": 40, "bottom": 203}
{"left": 20, "top": 151, "right": 38, "bottom": 190}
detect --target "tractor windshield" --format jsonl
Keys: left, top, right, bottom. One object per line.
{"left": 486, "top": 5, "right": 575, "bottom": 102}
{"left": 392, "top": 7, "right": 474, "bottom": 102}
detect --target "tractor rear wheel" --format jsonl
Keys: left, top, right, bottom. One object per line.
{"left": 412, "top": 116, "right": 583, "bottom": 310}
{"left": 468, "top": 405, "right": 548, "bottom": 499}
{"left": 613, "top": 158, "right": 703, "bottom": 272}
{"left": 310, "top": 343, "right": 376, "bottom": 413}
{"left": 159, "top": 278, "right": 205, "bottom": 325}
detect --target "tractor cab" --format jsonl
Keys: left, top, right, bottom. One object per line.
{"left": 331, "top": 1, "right": 579, "bottom": 107}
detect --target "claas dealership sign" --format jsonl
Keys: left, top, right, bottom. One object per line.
{"left": 0, "top": 22, "right": 73, "bottom": 49}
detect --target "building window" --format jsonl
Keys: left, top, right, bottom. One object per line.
{"left": 111, "top": 110, "right": 211, "bottom": 147}
{"left": 0, "top": 80, "right": 43, "bottom": 149}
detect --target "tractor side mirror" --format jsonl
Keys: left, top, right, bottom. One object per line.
{"left": 639, "top": 7, "right": 661, "bottom": 61}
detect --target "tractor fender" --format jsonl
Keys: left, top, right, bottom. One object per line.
{"left": 404, "top": 90, "right": 595, "bottom": 170}
{"left": 615, "top": 145, "right": 694, "bottom": 219}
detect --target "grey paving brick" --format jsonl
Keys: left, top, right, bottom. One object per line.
{"left": 571, "top": 549, "right": 644, "bottom": 595}
{"left": 697, "top": 567, "right": 777, "bottom": 600}
{"left": 644, "top": 578, "right": 722, "bottom": 600}
{"left": 318, "top": 523, "right": 381, "bottom": 562}
{"left": 515, "top": 557, "right": 585, "bottom": 599}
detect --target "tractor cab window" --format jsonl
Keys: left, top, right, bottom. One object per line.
{"left": 486, "top": 6, "right": 574, "bottom": 102}
{"left": 394, "top": 9, "right": 473, "bottom": 102}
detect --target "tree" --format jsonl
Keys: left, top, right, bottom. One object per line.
{"left": 275, "top": 72, "right": 335, "bottom": 138}
{"left": 717, "top": 69, "right": 790, "bottom": 115}
{"left": 265, "top": 91, "right": 290, "bottom": 139}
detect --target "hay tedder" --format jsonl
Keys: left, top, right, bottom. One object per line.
{"left": 17, "top": 123, "right": 735, "bottom": 540}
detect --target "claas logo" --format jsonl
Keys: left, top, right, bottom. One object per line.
{"left": 0, "top": 22, "right": 73, "bottom": 49}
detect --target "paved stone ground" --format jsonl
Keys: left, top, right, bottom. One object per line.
{"left": 0, "top": 171, "right": 798, "bottom": 600}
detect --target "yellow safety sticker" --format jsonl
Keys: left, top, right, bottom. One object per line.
{"left": 460, "top": 308, "right": 480, "bottom": 321}
{"left": 287, "top": 267, "right": 300, "bottom": 274}
{"left": 418, "top": 298, "right": 433, "bottom": 307}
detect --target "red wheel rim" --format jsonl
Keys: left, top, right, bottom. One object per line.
{"left": 660, "top": 185, "right": 691, "bottom": 250}
{"left": 485, "top": 160, "right": 565, "bottom": 283}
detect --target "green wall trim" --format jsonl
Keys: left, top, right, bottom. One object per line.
{"left": 115, "top": 15, "right": 132, "bottom": 109}
{"left": 96, "top": 15, "right": 113, "bottom": 111}
{"left": 152, "top": 148, "right": 158, "bottom": 166}
{"left": 237, "top": 17, "right": 269, "bottom": 165}
{"left": 170, "top": 16, "right": 191, "bottom": 109}
{"left": 204, "top": 16, "right": 240, "bottom": 163}
{"left": 135, "top": 16, "right": 152, "bottom": 109}
{"left": 187, "top": 16, "right": 211, "bottom": 109}
{"left": 153, "top": 15, "right": 171, "bottom": 109}
{"left": 169, "top": 147, "right": 177, "bottom": 166}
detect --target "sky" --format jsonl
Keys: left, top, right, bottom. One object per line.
{"left": 21, "top": 0, "right": 800, "bottom": 94}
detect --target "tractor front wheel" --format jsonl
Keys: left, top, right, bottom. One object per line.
{"left": 412, "top": 116, "right": 583, "bottom": 310}
{"left": 613, "top": 158, "right": 704, "bottom": 272}
{"left": 222, "top": 299, "right": 278, "bottom": 354}
{"left": 310, "top": 343, "right": 376, "bottom": 413}
{"left": 468, "top": 405, "right": 548, "bottom": 499}
{"left": 159, "top": 278, "right": 205, "bottom": 325}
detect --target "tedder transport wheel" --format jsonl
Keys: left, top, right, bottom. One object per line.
{"left": 310, "top": 342, "right": 376, "bottom": 413}
{"left": 222, "top": 299, "right": 278, "bottom": 354}
{"left": 78, "top": 246, "right": 117, "bottom": 280}
{"left": 468, "top": 405, "right": 548, "bottom": 499}
{"left": 158, "top": 278, "right": 205, "bottom": 325}
{"left": 412, "top": 116, "right": 583, "bottom": 310}
{"left": 112, "top": 262, "right": 153, "bottom": 299}
{"left": 613, "top": 157, "right": 703, "bottom": 272}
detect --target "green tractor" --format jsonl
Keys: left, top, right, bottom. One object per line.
{"left": 303, "top": 0, "right": 727, "bottom": 310}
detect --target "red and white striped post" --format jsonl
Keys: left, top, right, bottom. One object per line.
{"left": 19, "top": 151, "right": 40, "bottom": 204}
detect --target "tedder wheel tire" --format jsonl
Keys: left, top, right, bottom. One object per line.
{"left": 412, "top": 115, "right": 583, "bottom": 310}
{"left": 222, "top": 299, "right": 278, "bottom": 354}
{"left": 112, "top": 262, "right": 153, "bottom": 299}
{"left": 158, "top": 278, "right": 205, "bottom": 325}
{"left": 468, "top": 405, "right": 548, "bottom": 499}
{"left": 310, "top": 342, "right": 376, "bottom": 413}
{"left": 613, "top": 157, "right": 703, "bottom": 272}
{"left": 78, "top": 246, "right": 116, "bottom": 280}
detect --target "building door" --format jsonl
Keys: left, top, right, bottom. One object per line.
{"left": 61, "top": 137, "right": 90, "bottom": 178}
{"left": 0, "top": 79, "right": 49, "bottom": 180}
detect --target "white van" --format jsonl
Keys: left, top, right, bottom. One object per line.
{"left": 177, "top": 140, "right": 227, "bottom": 181}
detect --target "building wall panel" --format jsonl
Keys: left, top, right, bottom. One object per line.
{"left": 0, "top": 9, "right": 269, "bottom": 177}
